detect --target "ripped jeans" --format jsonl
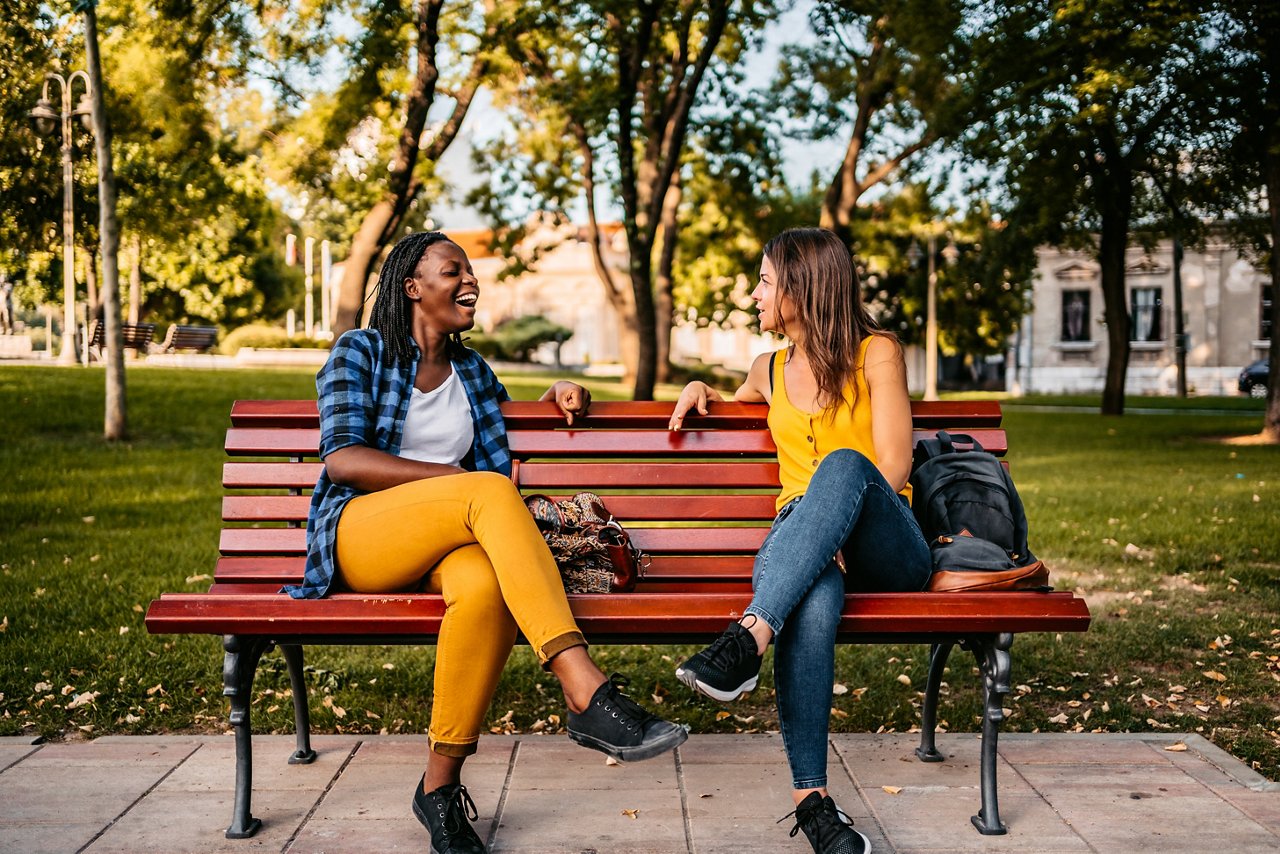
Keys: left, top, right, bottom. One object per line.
{"left": 743, "top": 449, "right": 932, "bottom": 790}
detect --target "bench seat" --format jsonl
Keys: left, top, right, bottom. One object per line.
{"left": 147, "top": 590, "right": 1089, "bottom": 642}
{"left": 145, "top": 397, "right": 1090, "bottom": 840}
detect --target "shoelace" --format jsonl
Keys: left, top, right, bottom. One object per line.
{"left": 598, "top": 673, "right": 656, "bottom": 733}
{"left": 777, "top": 797, "right": 857, "bottom": 844}
{"left": 703, "top": 626, "right": 752, "bottom": 671}
{"left": 441, "top": 784, "right": 479, "bottom": 835}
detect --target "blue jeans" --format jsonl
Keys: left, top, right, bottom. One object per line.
{"left": 744, "top": 449, "right": 932, "bottom": 789}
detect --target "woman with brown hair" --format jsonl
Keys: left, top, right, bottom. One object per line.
{"left": 669, "top": 228, "right": 930, "bottom": 854}
{"left": 296, "top": 231, "right": 686, "bottom": 853}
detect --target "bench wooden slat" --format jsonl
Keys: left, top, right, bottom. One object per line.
{"left": 224, "top": 427, "right": 1008, "bottom": 457}
{"left": 213, "top": 555, "right": 759, "bottom": 584}
{"left": 219, "top": 526, "right": 771, "bottom": 556}
{"left": 228, "top": 399, "right": 1005, "bottom": 430}
{"left": 146, "top": 591, "right": 1091, "bottom": 640}
{"left": 222, "top": 493, "right": 782, "bottom": 523}
{"left": 516, "top": 462, "right": 782, "bottom": 489}
{"left": 224, "top": 462, "right": 324, "bottom": 489}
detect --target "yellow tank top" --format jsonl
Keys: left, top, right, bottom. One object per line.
{"left": 768, "top": 338, "right": 912, "bottom": 511}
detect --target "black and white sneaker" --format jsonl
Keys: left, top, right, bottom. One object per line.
{"left": 781, "top": 791, "right": 871, "bottom": 854}
{"left": 411, "top": 777, "right": 487, "bottom": 853}
{"left": 567, "top": 673, "right": 688, "bottom": 762}
{"left": 675, "top": 620, "right": 764, "bottom": 702}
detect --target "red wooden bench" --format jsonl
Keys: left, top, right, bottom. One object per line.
{"left": 144, "top": 398, "right": 1091, "bottom": 839}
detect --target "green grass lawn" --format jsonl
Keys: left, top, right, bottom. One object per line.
{"left": 1, "top": 364, "right": 1277, "bottom": 781}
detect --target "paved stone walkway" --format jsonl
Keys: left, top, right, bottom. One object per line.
{"left": 2, "top": 732, "right": 1277, "bottom": 853}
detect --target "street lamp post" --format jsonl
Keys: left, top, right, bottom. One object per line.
{"left": 30, "top": 72, "right": 94, "bottom": 365}
{"left": 909, "top": 228, "right": 959, "bottom": 402}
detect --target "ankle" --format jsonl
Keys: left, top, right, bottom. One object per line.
{"left": 793, "top": 787, "right": 826, "bottom": 806}
{"left": 740, "top": 614, "right": 772, "bottom": 656}
{"left": 563, "top": 673, "right": 607, "bottom": 714}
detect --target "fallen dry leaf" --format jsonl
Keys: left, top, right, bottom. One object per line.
{"left": 66, "top": 690, "right": 100, "bottom": 710}
{"left": 1165, "top": 742, "right": 1188, "bottom": 752}
{"left": 830, "top": 708, "right": 849, "bottom": 719}
{"left": 605, "top": 756, "right": 620, "bottom": 766}
{"left": 1048, "top": 713, "right": 1069, "bottom": 724}
{"left": 1202, "top": 670, "right": 1227, "bottom": 682}
{"left": 882, "top": 786, "right": 902, "bottom": 795}
{"left": 621, "top": 809, "right": 639, "bottom": 820}
{"left": 715, "top": 711, "right": 731, "bottom": 721}
{"left": 833, "top": 683, "right": 849, "bottom": 696}
{"left": 896, "top": 674, "right": 912, "bottom": 686}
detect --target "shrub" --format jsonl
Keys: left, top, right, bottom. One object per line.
{"left": 221, "top": 324, "right": 328, "bottom": 356}
{"left": 467, "top": 315, "right": 572, "bottom": 362}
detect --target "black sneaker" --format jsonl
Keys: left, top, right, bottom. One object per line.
{"left": 780, "top": 791, "right": 871, "bottom": 854}
{"left": 567, "top": 673, "right": 688, "bottom": 762}
{"left": 411, "top": 776, "right": 486, "bottom": 853}
{"left": 675, "top": 620, "right": 764, "bottom": 702}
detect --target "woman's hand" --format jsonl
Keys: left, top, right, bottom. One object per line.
{"left": 541, "top": 381, "right": 592, "bottom": 425}
{"left": 668, "top": 381, "right": 723, "bottom": 430}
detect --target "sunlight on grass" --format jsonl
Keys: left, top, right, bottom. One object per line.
{"left": 1, "top": 365, "right": 1277, "bottom": 780}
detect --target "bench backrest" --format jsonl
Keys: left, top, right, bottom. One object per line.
{"left": 89, "top": 320, "right": 156, "bottom": 350}
{"left": 161, "top": 324, "right": 219, "bottom": 351}
{"left": 214, "top": 400, "right": 1005, "bottom": 595}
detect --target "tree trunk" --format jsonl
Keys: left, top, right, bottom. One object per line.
{"left": 1264, "top": 119, "right": 1280, "bottom": 442}
{"left": 1096, "top": 188, "right": 1131, "bottom": 417}
{"left": 331, "top": 0, "right": 491, "bottom": 338}
{"left": 332, "top": 0, "right": 443, "bottom": 337}
{"left": 83, "top": 0, "right": 126, "bottom": 440}
{"left": 128, "top": 233, "right": 141, "bottom": 324}
{"left": 84, "top": 248, "right": 98, "bottom": 315}
{"left": 1262, "top": 8, "right": 1280, "bottom": 442}
{"left": 653, "top": 176, "right": 682, "bottom": 385}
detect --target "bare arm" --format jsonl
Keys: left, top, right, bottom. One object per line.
{"left": 864, "top": 335, "right": 914, "bottom": 492}
{"left": 324, "top": 445, "right": 464, "bottom": 493}
{"left": 668, "top": 352, "right": 772, "bottom": 430}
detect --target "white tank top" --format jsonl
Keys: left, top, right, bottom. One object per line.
{"left": 398, "top": 367, "right": 474, "bottom": 466}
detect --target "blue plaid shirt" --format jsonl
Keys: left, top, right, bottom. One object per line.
{"left": 288, "top": 328, "right": 511, "bottom": 599}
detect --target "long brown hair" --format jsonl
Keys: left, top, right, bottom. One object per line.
{"left": 763, "top": 227, "right": 885, "bottom": 415}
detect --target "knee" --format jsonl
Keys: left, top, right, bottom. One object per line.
{"left": 823, "top": 447, "right": 874, "bottom": 472}
{"left": 464, "top": 470, "right": 522, "bottom": 507}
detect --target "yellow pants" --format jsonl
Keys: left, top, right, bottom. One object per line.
{"left": 335, "top": 470, "right": 585, "bottom": 757}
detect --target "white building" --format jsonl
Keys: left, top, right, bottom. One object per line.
{"left": 1011, "top": 241, "right": 1272, "bottom": 396}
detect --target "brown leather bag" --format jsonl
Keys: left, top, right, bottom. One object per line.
{"left": 524, "top": 492, "right": 644, "bottom": 593}
{"left": 925, "top": 530, "right": 1052, "bottom": 593}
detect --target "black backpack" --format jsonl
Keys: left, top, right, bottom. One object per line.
{"left": 910, "top": 430, "right": 1038, "bottom": 571}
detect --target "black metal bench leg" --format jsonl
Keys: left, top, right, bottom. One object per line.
{"left": 970, "top": 632, "right": 1013, "bottom": 835}
{"left": 916, "top": 641, "right": 954, "bottom": 762}
{"left": 223, "top": 635, "right": 270, "bottom": 839}
{"left": 279, "top": 644, "right": 317, "bottom": 764}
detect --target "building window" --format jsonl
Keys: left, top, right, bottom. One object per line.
{"left": 1061, "top": 290, "right": 1090, "bottom": 342}
{"left": 1130, "top": 287, "right": 1163, "bottom": 342}
{"left": 1263, "top": 283, "right": 1273, "bottom": 341}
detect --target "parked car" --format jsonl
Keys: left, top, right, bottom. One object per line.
{"left": 1238, "top": 358, "right": 1271, "bottom": 398}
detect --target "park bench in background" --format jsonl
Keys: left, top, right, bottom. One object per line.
{"left": 145, "top": 398, "right": 1092, "bottom": 839}
{"left": 156, "top": 324, "right": 219, "bottom": 353}
{"left": 88, "top": 320, "right": 154, "bottom": 359}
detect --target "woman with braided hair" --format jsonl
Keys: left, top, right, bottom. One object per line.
{"left": 295, "top": 231, "right": 686, "bottom": 853}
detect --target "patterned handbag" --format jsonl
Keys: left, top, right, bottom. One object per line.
{"left": 524, "top": 492, "right": 645, "bottom": 593}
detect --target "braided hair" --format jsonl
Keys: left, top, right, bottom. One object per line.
{"left": 362, "top": 230, "right": 460, "bottom": 364}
